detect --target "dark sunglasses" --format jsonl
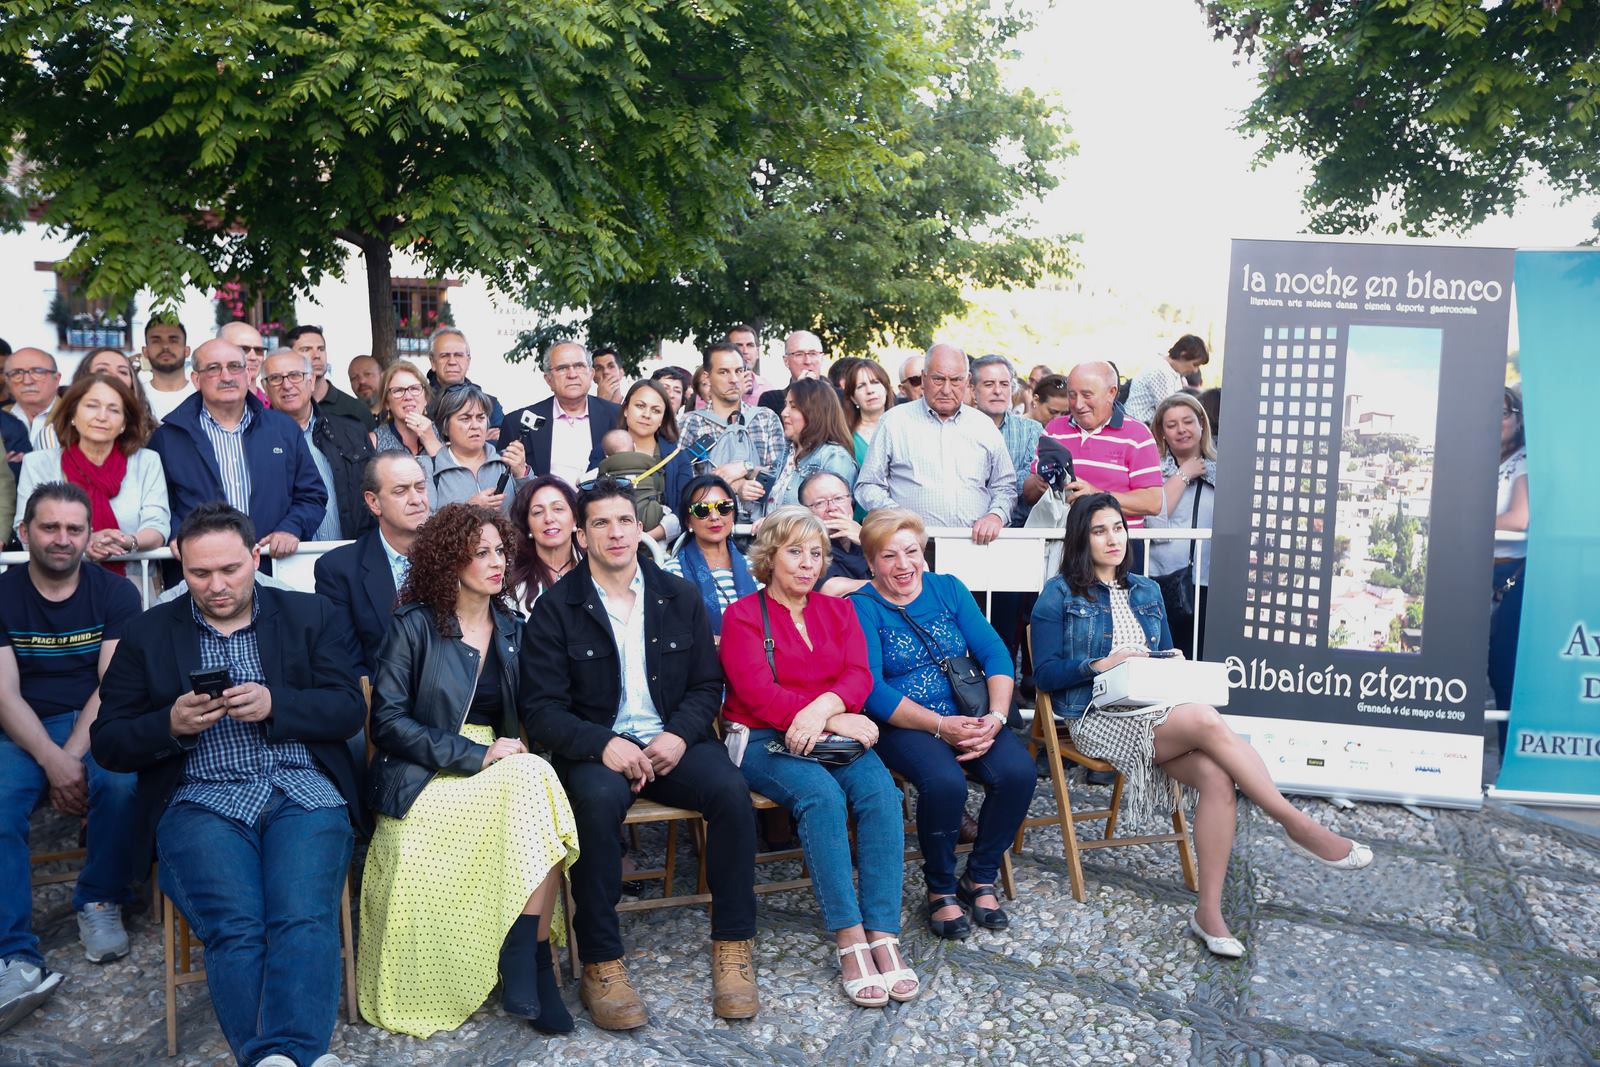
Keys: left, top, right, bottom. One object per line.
{"left": 904, "top": 375, "right": 922, "bottom": 386}
{"left": 688, "top": 499, "right": 736, "bottom": 519}
{"left": 578, "top": 475, "right": 634, "bottom": 491}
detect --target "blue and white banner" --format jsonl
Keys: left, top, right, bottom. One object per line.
{"left": 1492, "top": 250, "right": 1600, "bottom": 806}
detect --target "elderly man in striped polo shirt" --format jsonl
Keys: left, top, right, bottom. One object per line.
{"left": 1022, "top": 360, "right": 1163, "bottom": 569}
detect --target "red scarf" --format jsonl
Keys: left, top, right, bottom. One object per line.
{"left": 61, "top": 443, "right": 129, "bottom": 576}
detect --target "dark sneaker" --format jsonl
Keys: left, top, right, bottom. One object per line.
{"left": 77, "top": 902, "right": 129, "bottom": 963}
{"left": 0, "top": 958, "right": 64, "bottom": 1035}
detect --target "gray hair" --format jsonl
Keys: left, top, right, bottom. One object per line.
{"left": 429, "top": 326, "right": 470, "bottom": 357}
{"left": 433, "top": 381, "right": 491, "bottom": 430}
{"left": 263, "top": 348, "right": 312, "bottom": 376}
{"left": 798, "top": 470, "right": 851, "bottom": 507}
{"left": 541, "top": 339, "right": 591, "bottom": 372}
{"left": 968, "top": 353, "right": 1015, "bottom": 383}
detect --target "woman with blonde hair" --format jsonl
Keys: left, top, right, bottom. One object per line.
{"left": 718, "top": 506, "right": 915, "bottom": 1007}
{"left": 1145, "top": 392, "right": 1217, "bottom": 658}
{"left": 369, "top": 360, "right": 442, "bottom": 458}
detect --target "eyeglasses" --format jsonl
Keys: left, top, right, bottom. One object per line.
{"left": 238, "top": 345, "right": 266, "bottom": 356}
{"left": 4, "top": 367, "right": 57, "bottom": 381}
{"left": 688, "top": 499, "right": 736, "bottom": 519}
{"left": 903, "top": 375, "right": 922, "bottom": 387}
{"left": 1501, "top": 406, "right": 1519, "bottom": 418}
{"left": 263, "top": 371, "right": 308, "bottom": 387}
{"left": 195, "top": 361, "right": 247, "bottom": 378}
{"left": 387, "top": 384, "right": 424, "bottom": 398}
{"left": 806, "top": 495, "right": 850, "bottom": 512}
{"left": 787, "top": 349, "right": 823, "bottom": 361}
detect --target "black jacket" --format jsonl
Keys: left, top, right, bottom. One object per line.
{"left": 90, "top": 586, "right": 368, "bottom": 867}
{"left": 521, "top": 557, "right": 721, "bottom": 762}
{"left": 318, "top": 381, "right": 377, "bottom": 430}
{"left": 313, "top": 528, "right": 397, "bottom": 677}
{"left": 310, "top": 404, "right": 375, "bottom": 539}
{"left": 500, "top": 395, "right": 622, "bottom": 481}
{"left": 367, "top": 600, "right": 524, "bottom": 818}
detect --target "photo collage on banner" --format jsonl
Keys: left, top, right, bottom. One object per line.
{"left": 1207, "top": 239, "right": 1514, "bottom": 806}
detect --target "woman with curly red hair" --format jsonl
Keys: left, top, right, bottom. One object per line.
{"left": 358, "top": 504, "right": 580, "bottom": 1038}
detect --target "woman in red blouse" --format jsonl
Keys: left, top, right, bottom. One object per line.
{"left": 719, "top": 506, "right": 918, "bottom": 1009}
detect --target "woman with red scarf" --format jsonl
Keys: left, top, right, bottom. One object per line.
{"left": 16, "top": 373, "right": 169, "bottom": 583}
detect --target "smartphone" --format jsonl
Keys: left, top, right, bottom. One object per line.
{"left": 1148, "top": 648, "right": 1182, "bottom": 659}
{"left": 754, "top": 469, "right": 776, "bottom": 495}
{"left": 494, "top": 469, "right": 512, "bottom": 494}
{"left": 189, "top": 666, "right": 232, "bottom": 698}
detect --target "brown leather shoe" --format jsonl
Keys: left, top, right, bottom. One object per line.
{"left": 580, "top": 959, "right": 648, "bottom": 1030}
{"left": 711, "top": 938, "right": 759, "bottom": 1019}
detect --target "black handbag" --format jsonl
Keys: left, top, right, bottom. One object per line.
{"left": 862, "top": 594, "right": 990, "bottom": 718}
{"left": 1156, "top": 477, "right": 1205, "bottom": 622}
{"left": 759, "top": 592, "right": 866, "bottom": 767}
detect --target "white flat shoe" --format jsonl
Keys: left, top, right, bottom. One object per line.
{"left": 1188, "top": 915, "right": 1244, "bottom": 959}
{"left": 867, "top": 936, "right": 920, "bottom": 1002}
{"left": 837, "top": 942, "right": 889, "bottom": 1008}
{"left": 1285, "top": 834, "right": 1374, "bottom": 870}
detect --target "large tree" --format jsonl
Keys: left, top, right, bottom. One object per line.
{"left": 0, "top": 0, "right": 922, "bottom": 361}
{"left": 1202, "top": 0, "right": 1600, "bottom": 236}
{"left": 520, "top": 0, "right": 1073, "bottom": 365}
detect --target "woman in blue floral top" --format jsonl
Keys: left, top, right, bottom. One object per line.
{"left": 849, "top": 509, "right": 1035, "bottom": 940}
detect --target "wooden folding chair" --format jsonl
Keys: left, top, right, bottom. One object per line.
{"left": 160, "top": 872, "right": 359, "bottom": 1055}
{"left": 1013, "top": 634, "right": 1198, "bottom": 902}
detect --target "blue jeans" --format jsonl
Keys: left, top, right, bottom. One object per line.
{"left": 0, "top": 710, "right": 139, "bottom": 967}
{"left": 737, "top": 729, "right": 904, "bottom": 933}
{"left": 157, "top": 794, "right": 352, "bottom": 1067}
{"left": 874, "top": 724, "right": 1035, "bottom": 895}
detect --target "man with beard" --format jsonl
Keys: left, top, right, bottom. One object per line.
{"left": 142, "top": 319, "right": 195, "bottom": 423}
{"left": 0, "top": 483, "right": 142, "bottom": 1033}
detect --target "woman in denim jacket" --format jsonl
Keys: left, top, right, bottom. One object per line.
{"left": 1031, "top": 494, "right": 1371, "bottom": 959}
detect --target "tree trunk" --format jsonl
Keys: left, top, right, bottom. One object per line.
{"left": 362, "top": 238, "right": 396, "bottom": 367}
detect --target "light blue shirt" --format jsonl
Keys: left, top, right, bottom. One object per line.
{"left": 595, "top": 566, "right": 665, "bottom": 743}
{"left": 197, "top": 405, "right": 253, "bottom": 513}
{"left": 303, "top": 415, "right": 342, "bottom": 541}
{"left": 380, "top": 531, "right": 409, "bottom": 590}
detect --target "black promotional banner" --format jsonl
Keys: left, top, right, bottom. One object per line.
{"left": 1206, "top": 239, "right": 1513, "bottom": 806}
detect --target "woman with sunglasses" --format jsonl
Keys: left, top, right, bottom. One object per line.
{"left": 427, "top": 383, "right": 529, "bottom": 513}
{"left": 664, "top": 474, "right": 756, "bottom": 636}
{"left": 370, "top": 361, "right": 443, "bottom": 459}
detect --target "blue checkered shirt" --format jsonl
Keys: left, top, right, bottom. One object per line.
{"left": 997, "top": 412, "right": 1043, "bottom": 525}
{"left": 171, "top": 598, "right": 345, "bottom": 823}
{"left": 197, "top": 404, "right": 254, "bottom": 514}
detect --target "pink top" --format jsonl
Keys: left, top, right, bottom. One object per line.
{"left": 1040, "top": 411, "right": 1162, "bottom": 527}
{"left": 719, "top": 591, "right": 874, "bottom": 730}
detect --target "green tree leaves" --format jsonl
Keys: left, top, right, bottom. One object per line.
{"left": 1203, "top": 0, "right": 1600, "bottom": 237}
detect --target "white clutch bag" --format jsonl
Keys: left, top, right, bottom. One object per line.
{"left": 1092, "top": 657, "right": 1230, "bottom": 710}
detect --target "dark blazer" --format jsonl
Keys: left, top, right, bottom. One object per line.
{"left": 89, "top": 585, "right": 368, "bottom": 868}
{"left": 317, "top": 381, "right": 376, "bottom": 431}
{"left": 500, "top": 395, "right": 622, "bottom": 481}
{"left": 149, "top": 392, "right": 327, "bottom": 543}
{"left": 521, "top": 557, "right": 722, "bottom": 762}
{"left": 367, "top": 600, "right": 523, "bottom": 819}
{"left": 310, "top": 403, "right": 376, "bottom": 539}
{"left": 313, "top": 528, "right": 396, "bottom": 677}
{"left": 1, "top": 407, "right": 30, "bottom": 476}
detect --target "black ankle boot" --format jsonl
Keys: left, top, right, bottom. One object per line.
{"left": 531, "top": 939, "right": 574, "bottom": 1034}
{"left": 499, "top": 914, "right": 541, "bottom": 1018}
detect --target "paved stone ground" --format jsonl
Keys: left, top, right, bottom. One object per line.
{"left": 4, "top": 774, "right": 1598, "bottom": 1067}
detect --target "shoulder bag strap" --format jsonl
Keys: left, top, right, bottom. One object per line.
{"left": 1185, "top": 477, "right": 1204, "bottom": 567}
{"left": 757, "top": 590, "right": 779, "bottom": 683}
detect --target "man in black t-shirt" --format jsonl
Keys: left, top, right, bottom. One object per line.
{"left": 0, "top": 482, "right": 141, "bottom": 1035}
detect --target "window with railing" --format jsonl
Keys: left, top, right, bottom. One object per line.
{"left": 391, "top": 278, "right": 456, "bottom": 354}
{"left": 39, "top": 265, "right": 134, "bottom": 350}
{"left": 213, "top": 282, "right": 297, "bottom": 349}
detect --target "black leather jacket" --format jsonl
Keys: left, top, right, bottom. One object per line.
{"left": 367, "top": 600, "right": 523, "bottom": 819}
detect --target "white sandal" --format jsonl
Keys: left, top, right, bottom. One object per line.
{"left": 867, "top": 936, "right": 920, "bottom": 1002}
{"left": 836, "top": 942, "right": 889, "bottom": 1007}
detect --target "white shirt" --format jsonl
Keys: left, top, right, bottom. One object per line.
{"left": 21, "top": 401, "right": 58, "bottom": 449}
{"left": 549, "top": 401, "right": 592, "bottom": 489}
{"left": 595, "top": 566, "right": 665, "bottom": 742}
{"left": 146, "top": 382, "right": 196, "bottom": 423}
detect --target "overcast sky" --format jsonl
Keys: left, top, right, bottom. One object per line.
{"left": 1014, "top": 0, "right": 1600, "bottom": 321}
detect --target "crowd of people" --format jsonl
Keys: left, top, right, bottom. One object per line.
{"left": 0, "top": 322, "right": 1386, "bottom": 1067}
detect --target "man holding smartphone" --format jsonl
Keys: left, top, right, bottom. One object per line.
{"left": 0, "top": 483, "right": 141, "bottom": 1034}
{"left": 92, "top": 503, "right": 365, "bottom": 1067}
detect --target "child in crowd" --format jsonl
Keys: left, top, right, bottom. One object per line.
{"left": 595, "top": 428, "right": 666, "bottom": 532}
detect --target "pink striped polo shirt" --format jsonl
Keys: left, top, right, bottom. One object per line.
{"left": 1040, "top": 407, "right": 1163, "bottom": 527}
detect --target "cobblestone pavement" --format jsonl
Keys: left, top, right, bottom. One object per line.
{"left": 4, "top": 777, "right": 1598, "bottom": 1067}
